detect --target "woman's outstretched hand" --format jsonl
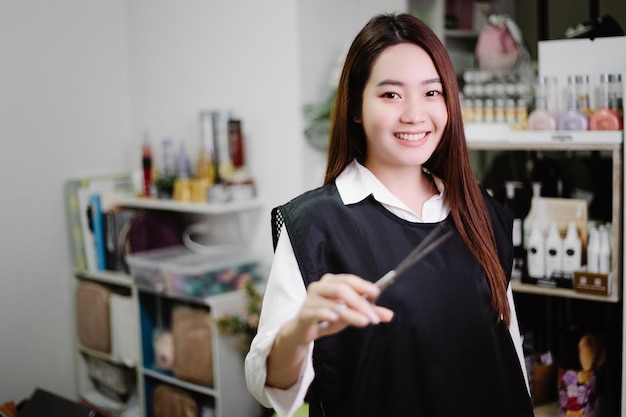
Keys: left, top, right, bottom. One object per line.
{"left": 266, "top": 273, "right": 394, "bottom": 389}
{"left": 290, "top": 273, "right": 394, "bottom": 343}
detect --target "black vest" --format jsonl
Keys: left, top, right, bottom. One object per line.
{"left": 272, "top": 184, "right": 534, "bottom": 417}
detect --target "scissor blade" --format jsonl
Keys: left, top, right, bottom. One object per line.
{"left": 394, "top": 229, "right": 453, "bottom": 277}
{"left": 372, "top": 228, "right": 453, "bottom": 301}
{"left": 373, "top": 269, "right": 397, "bottom": 292}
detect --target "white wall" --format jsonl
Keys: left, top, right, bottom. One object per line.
{"left": 0, "top": 1, "right": 131, "bottom": 401}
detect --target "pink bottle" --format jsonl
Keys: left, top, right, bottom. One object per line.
{"left": 528, "top": 76, "right": 558, "bottom": 130}
{"left": 590, "top": 73, "right": 623, "bottom": 131}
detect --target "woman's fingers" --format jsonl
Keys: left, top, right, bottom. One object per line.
{"left": 373, "top": 305, "right": 395, "bottom": 322}
{"left": 316, "top": 273, "right": 382, "bottom": 301}
{"left": 304, "top": 273, "right": 393, "bottom": 333}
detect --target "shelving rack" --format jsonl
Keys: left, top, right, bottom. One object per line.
{"left": 467, "top": 126, "right": 623, "bottom": 304}
{"left": 70, "top": 195, "right": 263, "bottom": 417}
{"left": 467, "top": 125, "right": 623, "bottom": 416}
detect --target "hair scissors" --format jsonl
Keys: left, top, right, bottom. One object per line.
{"left": 318, "top": 223, "right": 453, "bottom": 328}
{"left": 370, "top": 223, "right": 453, "bottom": 302}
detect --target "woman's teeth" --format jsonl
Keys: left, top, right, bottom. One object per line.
{"left": 396, "top": 132, "right": 426, "bottom": 141}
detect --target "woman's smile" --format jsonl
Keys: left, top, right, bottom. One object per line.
{"left": 395, "top": 132, "right": 428, "bottom": 142}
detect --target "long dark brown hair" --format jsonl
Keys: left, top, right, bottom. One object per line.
{"left": 324, "top": 13, "right": 511, "bottom": 325}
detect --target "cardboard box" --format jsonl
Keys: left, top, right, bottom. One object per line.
{"left": 573, "top": 271, "right": 611, "bottom": 297}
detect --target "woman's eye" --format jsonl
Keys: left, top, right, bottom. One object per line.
{"left": 382, "top": 92, "right": 400, "bottom": 99}
{"left": 426, "top": 90, "right": 443, "bottom": 97}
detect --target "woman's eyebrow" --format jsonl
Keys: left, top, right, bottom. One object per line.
{"left": 423, "top": 77, "right": 442, "bottom": 85}
{"left": 376, "top": 77, "right": 442, "bottom": 87}
{"left": 376, "top": 79, "right": 403, "bottom": 87}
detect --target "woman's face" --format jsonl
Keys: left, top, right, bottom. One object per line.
{"left": 360, "top": 42, "right": 448, "bottom": 172}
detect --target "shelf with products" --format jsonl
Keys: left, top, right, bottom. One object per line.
{"left": 466, "top": 126, "right": 623, "bottom": 413}
{"left": 66, "top": 169, "right": 265, "bottom": 417}
{"left": 466, "top": 128, "right": 623, "bottom": 303}
{"left": 113, "top": 196, "right": 263, "bottom": 417}
{"left": 465, "top": 36, "right": 626, "bottom": 415}
{"left": 115, "top": 195, "right": 263, "bottom": 215}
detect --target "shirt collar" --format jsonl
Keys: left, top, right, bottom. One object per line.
{"left": 335, "top": 159, "right": 449, "bottom": 222}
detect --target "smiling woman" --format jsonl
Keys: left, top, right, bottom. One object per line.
{"left": 245, "top": 13, "right": 534, "bottom": 417}
{"left": 360, "top": 43, "right": 448, "bottom": 211}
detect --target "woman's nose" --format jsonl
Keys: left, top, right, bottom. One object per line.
{"left": 400, "top": 98, "right": 427, "bottom": 124}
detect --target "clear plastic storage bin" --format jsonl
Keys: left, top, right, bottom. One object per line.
{"left": 126, "top": 246, "right": 260, "bottom": 298}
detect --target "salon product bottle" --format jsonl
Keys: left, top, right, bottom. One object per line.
{"left": 228, "top": 119, "right": 246, "bottom": 169}
{"left": 514, "top": 98, "right": 528, "bottom": 130}
{"left": 504, "top": 98, "right": 514, "bottom": 125}
{"left": 495, "top": 98, "right": 506, "bottom": 123}
{"left": 155, "top": 137, "right": 178, "bottom": 199}
{"left": 505, "top": 181, "right": 525, "bottom": 276}
{"left": 141, "top": 129, "right": 153, "bottom": 197}
{"left": 575, "top": 74, "right": 592, "bottom": 117}
{"left": 586, "top": 225, "right": 600, "bottom": 273}
{"left": 562, "top": 221, "right": 581, "bottom": 274}
{"left": 523, "top": 182, "right": 542, "bottom": 250}
{"left": 528, "top": 76, "right": 557, "bottom": 130}
{"left": 462, "top": 97, "right": 474, "bottom": 123}
{"left": 473, "top": 98, "right": 484, "bottom": 123}
{"left": 598, "top": 225, "right": 611, "bottom": 274}
{"left": 484, "top": 98, "right": 495, "bottom": 123}
{"left": 162, "top": 137, "right": 177, "bottom": 178}
{"left": 544, "top": 221, "right": 563, "bottom": 279}
{"left": 590, "top": 74, "right": 623, "bottom": 131}
{"left": 197, "top": 111, "right": 215, "bottom": 186}
{"left": 526, "top": 220, "right": 546, "bottom": 279}
{"left": 612, "top": 74, "right": 623, "bottom": 116}
{"left": 177, "top": 142, "right": 191, "bottom": 179}
{"left": 196, "top": 146, "right": 214, "bottom": 185}
{"left": 558, "top": 75, "right": 589, "bottom": 131}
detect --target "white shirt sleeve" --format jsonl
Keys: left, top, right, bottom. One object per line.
{"left": 245, "top": 226, "right": 314, "bottom": 417}
{"left": 507, "top": 283, "right": 530, "bottom": 395}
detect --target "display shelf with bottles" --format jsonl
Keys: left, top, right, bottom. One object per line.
{"left": 115, "top": 195, "right": 263, "bottom": 215}
{"left": 466, "top": 127, "right": 623, "bottom": 415}
{"left": 464, "top": 35, "right": 625, "bottom": 416}
{"left": 467, "top": 129, "right": 623, "bottom": 303}
{"left": 66, "top": 170, "right": 264, "bottom": 417}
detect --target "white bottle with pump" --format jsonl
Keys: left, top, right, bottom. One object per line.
{"left": 587, "top": 225, "right": 600, "bottom": 273}
{"left": 562, "top": 221, "right": 581, "bottom": 274}
{"left": 523, "top": 182, "right": 542, "bottom": 250}
{"left": 544, "top": 221, "right": 563, "bottom": 279}
{"left": 598, "top": 225, "right": 611, "bottom": 274}
{"left": 526, "top": 220, "right": 546, "bottom": 279}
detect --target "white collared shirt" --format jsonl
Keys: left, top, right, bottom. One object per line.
{"left": 244, "top": 160, "right": 528, "bottom": 417}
